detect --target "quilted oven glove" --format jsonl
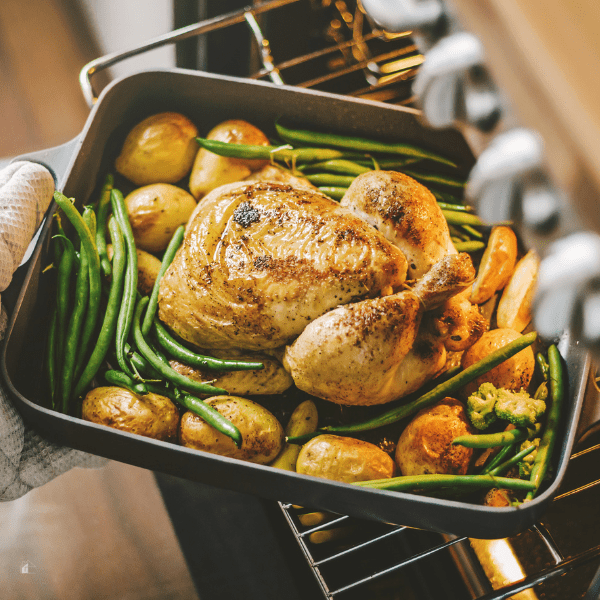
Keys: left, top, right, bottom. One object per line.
{"left": 0, "top": 161, "right": 105, "bottom": 501}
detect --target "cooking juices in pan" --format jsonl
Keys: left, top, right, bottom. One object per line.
{"left": 2, "top": 72, "right": 588, "bottom": 537}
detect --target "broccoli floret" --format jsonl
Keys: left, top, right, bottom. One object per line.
{"left": 467, "top": 382, "right": 499, "bottom": 430}
{"left": 518, "top": 438, "right": 540, "bottom": 478}
{"left": 495, "top": 389, "right": 546, "bottom": 428}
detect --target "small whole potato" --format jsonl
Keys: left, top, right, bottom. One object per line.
{"left": 115, "top": 112, "right": 198, "bottom": 185}
{"left": 189, "top": 120, "right": 270, "bottom": 199}
{"left": 82, "top": 386, "right": 179, "bottom": 441}
{"left": 179, "top": 396, "right": 284, "bottom": 464}
{"left": 108, "top": 245, "right": 161, "bottom": 296}
{"left": 296, "top": 434, "right": 395, "bottom": 483}
{"left": 169, "top": 354, "right": 293, "bottom": 396}
{"left": 125, "top": 183, "right": 196, "bottom": 253}
{"left": 395, "top": 397, "right": 474, "bottom": 476}
{"left": 460, "top": 328, "right": 535, "bottom": 398}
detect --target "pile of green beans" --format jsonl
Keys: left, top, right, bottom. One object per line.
{"left": 45, "top": 180, "right": 268, "bottom": 446}
{"left": 196, "top": 121, "right": 488, "bottom": 253}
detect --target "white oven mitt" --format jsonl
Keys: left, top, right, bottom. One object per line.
{"left": 0, "top": 161, "right": 105, "bottom": 501}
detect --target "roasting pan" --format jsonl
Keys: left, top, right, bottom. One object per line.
{"left": 0, "top": 69, "right": 590, "bottom": 538}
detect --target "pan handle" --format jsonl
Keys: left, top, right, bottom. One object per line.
{"left": 78, "top": 0, "right": 294, "bottom": 107}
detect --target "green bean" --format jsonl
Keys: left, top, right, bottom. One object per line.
{"left": 46, "top": 307, "right": 59, "bottom": 409}
{"left": 454, "top": 241, "right": 486, "bottom": 253}
{"left": 318, "top": 186, "right": 347, "bottom": 201}
{"left": 441, "top": 210, "right": 484, "bottom": 226}
{"left": 104, "top": 370, "right": 148, "bottom": 396}
{"left": 480, "top": 443, "right": 515, "bottom": 475}
{"left": 437, "top": 202, "right": 472, "bottom": 213}
{"left": 196, "top": 137, "right": 364, "bottom": 163}
{"left": 526, "top": 345, "right": 565, "bottom": 500}
{"left": 461, "top": 224, "right": 484, "bottom": 239}
{"left": 95, "top": 173, "right": 114, "bottom": 277}
{"left": 73, "top": 217, "right": 127, "bottom": 399}
{"left": 54, "top": 234, "right": 76, "bottom": 393}
{"left": 536, "top": 352, "right": 550, "bottom": 381}
{"left": 432, "top": 189, "right": 463, "bottom": 204}
{"left": 125, "top": 343, "right": 162, "bottom": 380}
{"left": 354, "top": 473, "right": 536, "bottom": 493}
{"left": 488, "top": 444, "right": 537, "bottom": 477}
{"left": 306, "top": 173, "right": 356, "bottom": 187}
{"left": 141, "top": 225, "right": 185, "bottom": 336}
{"left": 275, "top": 122, "right": 458, "bottom": 168}
{"left": 153, "top": 319, "right": 263, "bottom": 371}
{"left": 133, "top": 296, "right": 227, "bottom": 396}
{"left": 287, "top": 331, "right": 538, "bottom": 443}
{"left": 452, "top": 423, "right": 541, "bottom": 448}
{"left": 298, "top": 160, "right": 371, "bottom": 176}
{"left": 74, "top": 206, "right": 101, "bottom": 373}
{"left": 144, "top": 382, "right": 243, "bottom": 448}
{"left": 403, "top": 170, "right": 465, "bottom": 189}
{"left": 355, "top": 158, "right": 422, "bottom": 170}
{"left": 110, "top": 188, "right": 138, "bottom": 378}
{"left": 60, "top": 235, "right": 89, "bottom": 412}
{"left": 53, "top": 193, "right": 102, "bottom": 372}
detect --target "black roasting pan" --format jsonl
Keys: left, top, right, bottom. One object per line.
{"left": 0, "top": 69, "right": 590, "bottom": 538}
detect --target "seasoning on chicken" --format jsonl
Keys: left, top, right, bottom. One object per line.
{"left": 283, "top": 252, "right": 476, "bottom": 405}
{"left": 340, "top": 170, "right": 457, "bottom": 279}
{"left": 158, "top": 181, "right": 408, "bottom": 351}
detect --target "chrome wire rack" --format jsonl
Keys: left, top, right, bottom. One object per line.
{"left": 80, "top": 2, "right": 600, "bottom": 597}
{"left": 279, "top": 435, "right": 600, "bottom": 599}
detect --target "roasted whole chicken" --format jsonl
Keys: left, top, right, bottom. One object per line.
{"left": 158, "top": 171, "right": 486, "bottom": 406}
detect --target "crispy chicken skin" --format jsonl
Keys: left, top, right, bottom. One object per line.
{"left": 283, "top": 253, "right": 476, "bottom": 405}
{"left": 158, "top": 181, "right": 408, "bottom": 351}
{"left": 341, "top": 170, "right": 457, "bottom": 279}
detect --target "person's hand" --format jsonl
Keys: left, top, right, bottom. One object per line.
{"left": 0, "top": 161, "right": 104, "bottom": 501}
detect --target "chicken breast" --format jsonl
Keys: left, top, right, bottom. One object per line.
{"left": 341, "top": 170, "right": 456, "bottom": 279}
{"left": 158, "top": 181, "right": 408, "bottom": 351}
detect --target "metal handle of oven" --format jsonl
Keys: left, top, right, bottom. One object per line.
{"left": 78, "top": 0, "right": 297, "bottom": 107}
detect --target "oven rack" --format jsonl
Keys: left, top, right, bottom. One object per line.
{"left": 79, "top": 2, "right": 600, "bottom": 597}
{"left": 279, "top": 437, "right": 600, "bottom": 599}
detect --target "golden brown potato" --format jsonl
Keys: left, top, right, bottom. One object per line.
{"left": 296, "top": 434, "right": 395, "bottom": 483}
{"left": 483, "top": 488, "right": 515, "bottom": 507}
{"left": 169, "top": 354, "right": 293, "bottom": 396}
{"left": 470, "top": 226, "right": 518, "bottom": 305}
{"left": 107, "top": 245, "right": 162, "bottom": 296}
{"left": 179, "top": 396, "right": 284, "bottom": 464}
{"left": 460, "top": 328, "right": 535, "bottom": 397}
{"left": 115, "top": 112, "right": 198, "bottom": 185}
{"left": 496, "top": 250, "right": 540, "bottom": 332}
{"left": 82, "top": 386, "right": 179, "bottom": 441}
{"left": 189, "top": 120, "right": 269, "bottom": 199}
{"left": 125, "top": 183, "right": 196, "bottom": 253}
{"left": 395, "top": 397, "right": 474, "bottom": 476}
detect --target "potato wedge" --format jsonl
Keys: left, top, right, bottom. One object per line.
{"left": 470, "top": 226, "right": 518, "bottom": 304}
{"left": 496, "top": 250, "right": 540, "bottom": 332}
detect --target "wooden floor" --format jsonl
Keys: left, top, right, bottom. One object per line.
{"left": 0, "top": 2, "right": 199, "bottom": 599}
